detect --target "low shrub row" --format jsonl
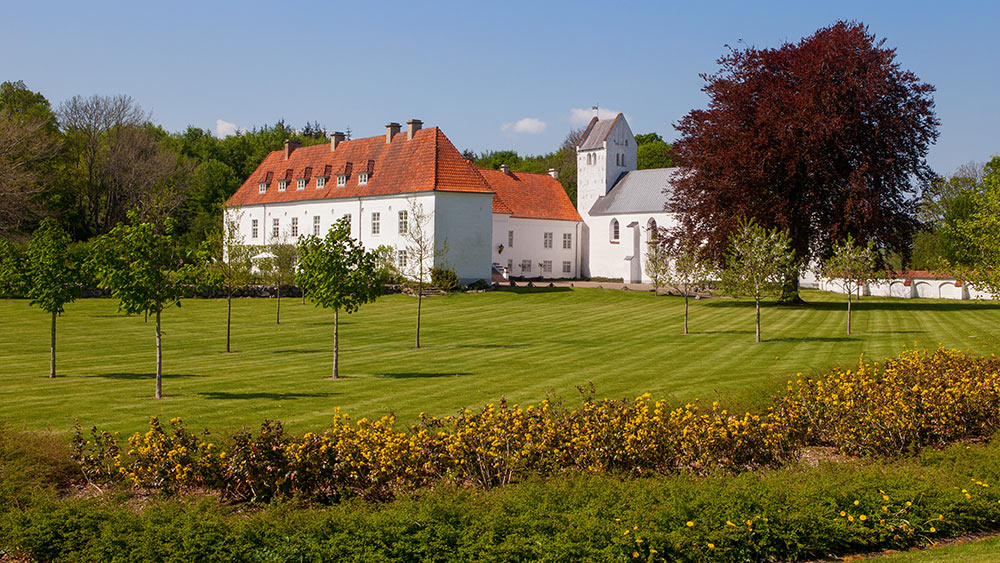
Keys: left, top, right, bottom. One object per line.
{"left": 5, "top": 434, "right": 1000, "bottom": 562}
{"left": 70, "top": 348, "right": 1000, "bottom": 503}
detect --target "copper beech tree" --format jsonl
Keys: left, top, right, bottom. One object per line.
{"left": 670, "top": 21, "right": 939, "bottom": 302}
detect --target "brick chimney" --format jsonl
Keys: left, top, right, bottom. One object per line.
{"left": 499, "top": 164, "right": 511, "bottom": 175}
{"left": 548, "top": 168, "right": 559, "bottom": 179}
{"left": 406, "top": 119, "right": 422, "bottom": 140}
{"left": 385, "top": 122, "right": 401, "bottom": 143}
{"left": 284, "top": 139, "right": 300, "bottom": 160}
{"left": 330, "top": 131, "right": 345, "bottom": 151}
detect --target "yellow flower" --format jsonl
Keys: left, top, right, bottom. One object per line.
{"left": 905, "top": 501, "right": 912, "bottom": 507}
{"left": 707, "top": 543, "right": 715, "bottom": 549}
{"left": 686, "top": 521, "right": 694, "bottom": 528}
{"left": 930, "top": 527, "right": 936, "bottom": 533}
{"left": 883, "top": 495, "right": 890, "bottom": 501}
{"left": 859, "top": 515, "right": 867, "bottom": 521}
{"left": 853, "top": 500, "right": 859, "bottom": 506}
{"left": 840, "top": 511, "right": 846, "bottom": 517}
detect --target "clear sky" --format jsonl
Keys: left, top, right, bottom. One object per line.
{"left": 3, "top": 0, "right": 996, "bottom": 175}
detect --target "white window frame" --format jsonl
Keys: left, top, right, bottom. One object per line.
{"left": 251, "top": 219, "right": 259, "bottom": 239}
{"left": 563, "top": 233, "right": 572, "bottom": 249}
{"left": 258, "top": 182, "right": 267, "bottom": 193}
{"left": 316, "top": 176, "right": 326, "bottom": 189}
{"left": 313, "top": 215, "right": 321, "bottom": 236}
{"left": 543, "top": 232, "right": 553, "bottom": 249}
{"left": 542, "top": 260, "right": 552, "bottom": 274}
{"left": 398, "top": 210, "right": 408, "bottom": 234}
{"left": 343, "top": 213, "right": 351, "bottom": 228}
{"left": 521, "top": 259, "right": 531, "bottom": 273}
{"left": 337, "top": 174, "right": 347, "bottom": 187}
{"left": 358, "top": 172, "right": 369, "bottom": 185}
{"left": 611, "top": 219, "right": 619, "bottom": 241}
{"left": 278, "top": 180, "right": 287, "bottom": 192}
{"left": 290, "top": 217, "right": 298, "bottom": 237}
{"left": 397, "top": 249, "right": 407, "bottom": 268}
{"left": 508, "top": 230, "right": 514, "bottom": 247}
{"left": 507, "top": 259, "right": 512, "bottom": 272}
{"left": 562, "top": 261, "right": 572, "bottom": 274}
{"left": 272, "top": 218, "right": 280, "bottom": 238}
{"left": 371, "top": 212, "right": 380, "bottom": 235}
{"left": 296, "top": 179, "right": 305, "bottom": 190}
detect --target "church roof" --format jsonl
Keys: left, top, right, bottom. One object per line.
{"left": 478, "top": 169, "right": 582, "bottom": 222}
{"left": 225, "top": 127, "right": 493, "bottom": 207}
{"left": 588, "top": 168, "right": 678, "bottom": 216}
{"left": 577, "top": 114, "right": 623, "bottom": 151}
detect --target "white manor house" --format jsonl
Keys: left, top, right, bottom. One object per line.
{"left": 225, "top": 114, "right": 675, "bottom": 285}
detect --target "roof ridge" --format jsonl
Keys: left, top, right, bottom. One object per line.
{"left": 432, "top": 127, "right": 440, "bottom": 190}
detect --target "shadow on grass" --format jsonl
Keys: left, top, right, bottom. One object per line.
{"left": 451, "top": 343, "right": 527, "bottom": 349}
{"left": 376, "top": 372, "right": 472, "bottom": 379}
{"left": 88, "top": 372, "right": 206, "bottom": 380}
{"left": 496, "top": 286, "right": 573, "bottom": 295}
{"left": 271, "top": 349, "right": 327, "bottom": 354}
{"left": 705, "top": 299, "right": 1000, "bottom": 312}
{"left": 198, "top": 391, "right": 338, "bottom": 400}
{"left": 767, "top": 336, "right": 861, "bottom": 343}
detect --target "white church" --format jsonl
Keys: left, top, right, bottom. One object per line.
{"left": 225, "top": 114, "right": 675, "bottom": 284}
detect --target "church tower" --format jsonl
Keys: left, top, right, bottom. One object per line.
{"left": 576, "top": 112, "right": 637, "bottom": 276}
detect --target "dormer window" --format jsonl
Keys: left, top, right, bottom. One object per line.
{"left": 316, "top": 177, "right": 326, "bottom": 189}
{"left": 336, "top": 174, "right": 347, "bottom": 187}
{"left": 296, "top": 179, "right": 305, "bottom": 190}
{"left": 258, "top": 182, "right": 267, "bottom": 193}
{"left": 278, "top": 180, "right": 288, "bottom": 192}
{"left": 358, "top": 172, "right": 369, "bottom": 185}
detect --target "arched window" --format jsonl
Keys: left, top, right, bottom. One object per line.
{"left": 610, "top": 219, "right": 620, "bottom": 241}
{"left": 647, "top": 218, "right": 658, "bottom": 241}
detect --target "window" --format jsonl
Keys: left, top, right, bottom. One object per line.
{"left": 290, "top": 217, "right": 298, "bottom": 237}
{"left": 358, "top": 172, "right": 369, "bottom": 185}
{"left": 521, "top": 260, "right": 531, "bottom": 273}
{"left": 610, "top": 219, "right": 619, "bottom": 241}
{"left": 343, "top": 213, "right": 351, "bottom": 228}
{"left": 316, "top": 176, "right": 326, "bottom": 189}
{"left": 398, "top": 210, "right": 408, "bottom": 234}
{"left": 336, "top": 174, "right": 346, "bottom": 187}
{"left": 278, "top": 180, "right": 287, "bottom": 192}
{"left": 543, "top": 232, "right": 553, "bottom": 249}
{"left": 506, "top": 259, "right": 512, "bottom": 272}
{"left": 563, "top": 233, "right": 572, "bottom": 249}
{"left": 508, "top": 230, "right": 514, "bottom": 247}
{"left": 562, "top": 261, "right": 572, "bottom": 274}
{"left": 647, "top": 218, "right": 658, "bottom": 241}
{"left": 296, "top": 179, "right": 305, "bottom": 190}
{"left": 371, "top": 212, "right": 380, "bottom": 235}
{"left": 313, "top": 215, "right": 321, "bottom": 236}
{"left": 258, "top": 182, "right": 267, "bottom": 193}
{"left": 251, "top": 219, "right": 259, "bottom": 239}
{"left": 542, "top": 260, "right": 552, "bottom": 273}
{"left": 397, "top": 249, "right": 407, "bottom": 268}
{"left": 272, "top": 218, "right": 280, "bottom": 238}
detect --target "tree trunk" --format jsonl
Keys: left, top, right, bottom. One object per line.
{"left": 683, "top": 294, "right": 689, "bottom": 335}
{"left": 332, "top": 307, "right": 339, "bottom": 379}
{"left": 226, "top": 291, "right": 232, "bottom": 353}
{"left": 49, "top": 311, "right": 56, "bottom": 378}
{"left": 415, "top": 282, "right": 422, "bottom": 349}
{"left": 777, "top": 273, "right": 804, "bottom": 305}
{"left": 755, "top": 299, "right": 761, "bottom": 343}
{"left": 847, "top": 290, "right": 852, "bottom": 335}
{"left": 276, "top": 285, "right": 281, "bottom": 325}
{"left": 155, "top": 309, "right": 162, "bottom": 399}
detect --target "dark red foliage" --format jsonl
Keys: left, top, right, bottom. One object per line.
{"left": 670, "top": 21, "right": 939, "bottom": 265}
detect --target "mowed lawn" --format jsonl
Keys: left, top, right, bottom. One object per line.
{"left": 2, "top": 288, "right": 999, "bottom": 436}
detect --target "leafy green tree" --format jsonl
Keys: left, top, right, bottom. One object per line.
{"left": 947, "top": 156, "right": 1000, "bottom": 296}
{"left": 635, "top": 132, "right": 675, "bottom": 170}
{"left": 207, "top": 211, "right": 255, "bottom": 352}
{"left": 664, "top": 241, "right": 714, "bottom": 335}
{"left": 819, "top": 235, "right": 881, "bottom": 334}
{"left": 721, "top": 219, "right": 798, "bottom": 342}
{"left": 23, "top": 219, "right": 82, "bottom": 377}
{"left": 0, "top": 239, "right": 25, "bottom": 297}
{"left": 91, "top": 214, "right": 201, "bottom": 398}
{"left": 296, "top": 217, "right": 383, "bottom": 379}
{"left": 260, "top": 234, "right": 297, "bottom": 325}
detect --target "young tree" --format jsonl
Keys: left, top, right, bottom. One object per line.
{"left": 644, "top": 240, "right": 671, "bottom": 294}
{"left": 23, "top": 219, "right": 82, "bottom": 378}
{"left": 91, "top": 215, "right": 200, "bottom": 398}
{"left": 664, "top": 241, "right": 714, "bottom": 335}
{"left": 208, "top": 211, "right": 255, "bottom": 352}
{"left": 819, "top": 235, "right": 881, "bottom": 334}
{"left": 720, "top": 219, "right": 798, "bottom": 343}
{"left": 296, "top": 217, "right": 383, "bottom": 379}
{"left": 399, "top": 198, "right": 448, "bottom": 349}
{"left": 260, "top": 233, "right": 297, "bottom": 324}
{"left": 671, "top": 21, "right": 939, "bottom": 302}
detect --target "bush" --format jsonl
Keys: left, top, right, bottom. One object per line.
{"left": 465, "top": 279, "right": 490, "bottom": 291}
{"left": 430, "top": 266, "right": 458, "bottom": 291}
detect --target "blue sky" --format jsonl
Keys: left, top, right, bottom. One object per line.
{"left": 3, "top": 1, "right": 996, "bottom": 175}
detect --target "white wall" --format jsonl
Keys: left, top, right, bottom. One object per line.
{"left": 432, "top": 191, "right": 494, "bottom": 284}
{"left": 492, "top": 215, "right": 579, "bottom": 278}
{"left": 587, "top": 211, "right": 676, "bottom": 282}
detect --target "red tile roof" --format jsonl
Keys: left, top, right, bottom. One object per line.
{"left": 225, "top": 127, "right": 493, "bottom": 207}
{"left": 478, "top": 168, "right": 582, "bottom": 222}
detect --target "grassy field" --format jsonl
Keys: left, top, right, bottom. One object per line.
{"left": 2, "top": 288, "right": 999, "bottom": 436}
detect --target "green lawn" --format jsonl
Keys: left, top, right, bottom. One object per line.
{"left": 2, "top": 288, "right": 999, "bottom": 436}
{"left": 877, "top": 535, "right": 1000, "bottom": 562}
